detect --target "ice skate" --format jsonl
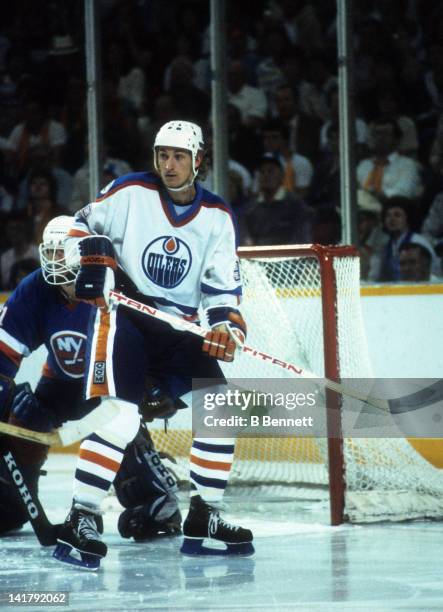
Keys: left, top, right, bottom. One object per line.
{"left": 53, "top": 503, "right": 107, "bottom": 570}
{"left": 181, "top": 495, "right": 254, "bottom": 556}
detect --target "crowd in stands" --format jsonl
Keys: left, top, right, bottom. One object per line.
{"left": 1, "top": 0, "right": 443, "bottom": 289}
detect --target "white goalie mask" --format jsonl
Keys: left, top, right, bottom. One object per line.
{"left": 39, "top": 215, "right": 78, "bottom": 285}
{"left": 153, "top": 120, "right": 204, "bottom": 190}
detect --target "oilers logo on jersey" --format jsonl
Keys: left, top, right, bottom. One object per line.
{"left": 49, "top": 331, "right": 87, "bottom": 379}
{"left": 142, "top": 236, "right": 192, "bottom": 289}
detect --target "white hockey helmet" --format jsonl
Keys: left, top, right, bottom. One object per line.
{"left": 153, "top": 120, "right": 204, "bottom": 186}
{"left": 39, "top": 215, "right": 78, "bottom": 285}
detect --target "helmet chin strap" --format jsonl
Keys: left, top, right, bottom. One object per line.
{"left": 165, "top": 167, "right": 198, "bottom": 193}
{"left": 166, "top": 177, "right": 195, "bottom": 192}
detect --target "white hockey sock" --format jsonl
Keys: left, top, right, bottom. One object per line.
{"left": 189, "top": 438, "right": 235, "bottom": 502}
{"left": 73, "top": 398, "right": 140, "bottom": 508}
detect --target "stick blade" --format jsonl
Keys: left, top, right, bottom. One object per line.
{"left": 388, "top": 379, "right": 443, "bottom": 414}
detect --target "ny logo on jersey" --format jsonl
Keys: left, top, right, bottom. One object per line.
{"left": 142, "top": 236, "right": 192, "bottom": 288}
{"left": 50, "top": 331, "right": 87, "bottom": 379}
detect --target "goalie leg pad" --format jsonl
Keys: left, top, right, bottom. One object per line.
{"left": 118, "top": 495, "right": 182, "bottom": 540}
{"left": 113, "top": 424, "right": 181, "bottom": 540}
{"left": 113, "top": 424, "right": 178, "bottom": 507}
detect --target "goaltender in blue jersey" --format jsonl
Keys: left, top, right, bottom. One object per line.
{"left": 0, "top": 215, "right": 182, "bottom": 540}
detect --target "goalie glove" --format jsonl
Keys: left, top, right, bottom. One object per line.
{"left": 202, "top": 306, "right": 247, "bottom": 362}
{"left": 75, "top": 236, "right": 116, "bottom": 309}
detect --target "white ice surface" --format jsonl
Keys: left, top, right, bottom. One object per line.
{"left": 1, "top": 454, "right": 443, "bottom": 611}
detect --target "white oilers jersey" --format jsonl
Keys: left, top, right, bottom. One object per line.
{"left": 66, "top": 172, "right": 242, "bottom": 317}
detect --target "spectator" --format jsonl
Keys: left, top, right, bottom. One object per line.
{"left": 164, "top": 55, "right": 210, "bottom": 126}
{"left": 356, "top": 190, "right": 385, "bottom": 282}
{"left": 138, "top": 94, "right": 178, "bottom": 164}
{"left": 298, "top": 55, "right": 336, "bottom": 122}
{"left": 320, "top": 84, "right": 369, "bottom": 160}
{"left": 226, "top": 103, "right": 262, "bottom": 173}
{"left": 308, "top": 121, "right": 340, "bottom": 211}
{"left": 105, "top": 40, "right": 147, "bottom": 114}
{"left": 274, "top": 84, "right": 321, "bottom": 162}
{"left": 357, "top": 118, "right": 423, "bottom": 203}
{"left": 0, "top": 183, "right": 14, "bottom": 214}
{"left": 69, "top": 141, "right": 132, "bottom": 212}
{"left": 58, "top": 76, "right": 87, "bottom": 174}
{"left": 25, "top": 169, "right": 65, "bottom": 245}
{"left": 421, "top": 190, "right": 443, "bottom": 245}
{"left": 101, "top": 74, "right": 142, "bottom": 168}
{"left": 398, "top": 241, "right": 439, "bottom": 282}
{"left": 256, "top": 27, "right": 290, "bottom": 113}
{"left": 377, "top": 198, "right": 434, "bottom": 281}
{"left": 5, "top": 100, "right": 67, "bottom": 179}
{"left": 311, "top": 206, "right": 341, "bottom": 246}
{"left": 16, "top": 143, "right": 73, "bottom": 211}
{"left": 241, "top": 152, "right": 311, "bottom": 246}
{"left": 260, "top": 119, "right": 313, "bottom": 199}
{"left": 227, "top": 60, "right": 268, "bottom": 129}
{"left": 367, "top": 88, "right": 419, "bottom": 157}
{"left": 42, "top": 34, "right": 83, "bottom": 109}
{"left": 199, "top": 127, "right": 252, "bottom": 208}
{"left": 0, "top": 212, "right": 38, "bottom": 289}
{"left": 226, "top": 27, "right": 259, "bottom": 86}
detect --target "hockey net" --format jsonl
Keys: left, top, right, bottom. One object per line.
{"left": 150, "top": 244, "right": 443, "bottom": 523}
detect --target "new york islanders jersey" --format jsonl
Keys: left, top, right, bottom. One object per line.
{"left": 67, "top": 172, "right": 242, "bottom": 317}
{"left": 0, "top": 270, "right": 92, "bottom": 380}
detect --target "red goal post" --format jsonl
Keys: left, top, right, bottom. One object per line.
{"left": 150, "top": 244, "right": 443, "bottom": 524}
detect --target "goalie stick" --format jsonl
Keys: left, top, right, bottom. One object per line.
{"left": 0, "top": 399, "right": 119, "bottom": 447}
{"left": 109, "top": 290, "right": 443, "bottom": 416}
{"left": 0, "top": 438, "right": 58, "bottom": 546}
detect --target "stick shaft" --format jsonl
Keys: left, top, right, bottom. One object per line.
{"left": 0, "top": 401, "right": 120, "bottom": 447}
{"left": 0, "top": 422, "right": 60, "bottom": 446}
{"left": 109, "top": 291, "right": 388, "bottom": 412}
{"left": 0, "top": 441, "right": 57, "bottom": 545}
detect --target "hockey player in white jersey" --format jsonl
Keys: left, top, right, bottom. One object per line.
{"left": 55, "top": 120, "right": 253, "bottom": 568}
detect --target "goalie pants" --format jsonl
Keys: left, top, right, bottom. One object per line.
{"left": 74, "top": 304, "right": 234, "bottom": 507}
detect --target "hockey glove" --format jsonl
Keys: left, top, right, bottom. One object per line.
{"left": 75, "top": 236, "right": 116, "bottom": 309}
{"left": 202, "top": 306, "right": 247, "bottom": 362}
{"left": 11, "top": 383, "right": 56, "bottom": 432}
{"left": 139, "top": 378, "right": 178, "bottom": 422}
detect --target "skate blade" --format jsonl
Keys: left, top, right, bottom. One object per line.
{"left": 180, "top": 537, "right": 254, "bottom": 556}
{"left": 53, "top": 543, "right": 101, "bottom": 570}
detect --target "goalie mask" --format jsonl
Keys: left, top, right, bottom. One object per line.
{"left": 39, "top": 215, "right": 78, "bottom": 285}
{"left": 153, "top": 120, "right": 204, "bottom": 191}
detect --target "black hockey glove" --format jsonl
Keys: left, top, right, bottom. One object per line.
{"left": 75, "top": 236, "right": 116, "bottom": 309}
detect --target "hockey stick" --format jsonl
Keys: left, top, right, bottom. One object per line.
{"left": 0, "top": 400, "right": 119, "bottom": 447}
{"left": 0, "top": 439, "right": 59, "bottom": 546}
{"left": 109, "top": 290, "right": 443, "bottom": 416}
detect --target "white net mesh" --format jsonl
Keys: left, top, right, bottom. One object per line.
{"left": 150, "top": 246, "right": 443, "bottom": 522}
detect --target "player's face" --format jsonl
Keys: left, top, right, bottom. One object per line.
{"left": 157, "top": 147, "right": 193, "bottom": 189}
